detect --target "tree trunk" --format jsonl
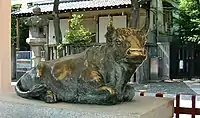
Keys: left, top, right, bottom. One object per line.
{"left": 53, "top": 0, "right": 63, "bottom": 58}
{"left": 130, "top": 0, "right": 151, "bottom": 83}
{"left": 130, "top": 0, "right": 140, "bottom": 28}
{"left": 130, "top": 0, "right": 151, "bottom": 28}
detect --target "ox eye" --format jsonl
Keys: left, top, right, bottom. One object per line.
{"left": 116, "top": 40, "right": 122, "bottom": 45}
{"left": 122, "top": 41, "right": 130, "bottom": 48}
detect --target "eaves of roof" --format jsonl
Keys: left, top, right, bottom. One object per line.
{"left": 13, "top": 0, "right": 131, "bottom": 15}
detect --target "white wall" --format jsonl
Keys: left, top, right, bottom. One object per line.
{"left": 48, "top": 18, "right": 97, "bottom": 44}
{"left": 48, "top": 19, "right": 69, "bottom": 44}
{"left": 47, "top": 15, "right": 127, "bottom": 44}
{"left": 83, "top": 18, "right": 96, "bottom": 33}
{"left": 98, "top": 15, "right": 127, "bottom": 43}
{"left": 83, "top": 18, "right": 97, "bottom": 42}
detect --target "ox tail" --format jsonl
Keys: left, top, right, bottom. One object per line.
{"left": 15, "top": 79, "right": 33, "bottom": 99}
{"left": 15, "top": 67, "right": 47, "bottom": 99}
{"left": 15, "top": 79, "right": 47, "bottom": 99}
{"left": 15, "top": 79, "right": 30, "bottom": 98}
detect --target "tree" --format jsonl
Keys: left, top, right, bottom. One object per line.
{"left": 53, "top": 0, "right": 63, "bottom": 57}
{"left": 130, "top": 0, "right": 151, "bottom": 28}
{"left": 11, "top": 5, "right": 30, "bottom": 50}
{"left": 11, "top": 15, "right": 17, "bottom": 45}
{"left": 65, "top": 14, "right": 93, "bottom": 44}
{"left": 130, "top": 0, "right": 151, "bottom": 83}
{"left": 174, "top": 0, "right": 200, "bottom": 43}
{"left": 11, "top": 5, "right": 20, "bottom": 45}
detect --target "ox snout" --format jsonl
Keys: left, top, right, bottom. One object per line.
{"left": 126, "top": 48, "right": 146, "bottom": 64}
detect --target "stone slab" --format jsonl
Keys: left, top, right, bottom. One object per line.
{"left": 0, "top": 93, "right": 174, "bottom": 118}
{"left": 26, "top": 38, "right": 46, "bottom": 46}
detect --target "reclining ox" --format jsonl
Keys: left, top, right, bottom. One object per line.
{"left": 15, "top": 18, "right": 148, "bottom": 105}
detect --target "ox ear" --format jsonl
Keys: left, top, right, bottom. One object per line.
{"left": 107, "top": 15, "right": 115, "bottom": 30}
{"left": 105, "top": 16, "right": 115, "bottom": 46}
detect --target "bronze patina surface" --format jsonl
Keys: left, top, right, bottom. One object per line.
{"left": 15, "top": 21, "right": 148, "bottom": 105}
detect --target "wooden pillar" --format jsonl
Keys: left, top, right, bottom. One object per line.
{"left": 0, "top": 0, "right": 12, "bottom": 93}
{"left": 44, "top": 25, "right": 50, "bottom": 60}
{"left": 16, "top": 17, "right": 20, "bottom": 50}
{"left": 11, "top": 43, "right": 16, "bottom": 80}
{"left": 69, "top": 12, "right": 72, "bottom": 29}
{"left": 94, "top": 16, "right": 99, "bottom": 43}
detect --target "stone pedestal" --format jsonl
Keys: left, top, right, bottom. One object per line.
{"left": 26, "top": 38, "right": 46, "bottom": 67}
{"left": 0, "top": 93, "right": 174, "bottom": 118}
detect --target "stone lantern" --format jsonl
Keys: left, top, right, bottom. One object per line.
{"left": 25, "top": 6, "right": 49, "bottom": 67}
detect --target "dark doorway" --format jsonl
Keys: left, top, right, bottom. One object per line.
{"left": 170, "top": 42, "right": 200, "bottom": 79}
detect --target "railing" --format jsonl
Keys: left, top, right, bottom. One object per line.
{"left": 140, "top": 92, "right": 200, "bottom": 118}
{"left": 47, "top": 43, "right": 105, "bottom": 60}
{"left": 175, "top": 94, "right": 200, "bottom": 118}
{"left": 14, "top": 43, "right": 104, "bottom": 73}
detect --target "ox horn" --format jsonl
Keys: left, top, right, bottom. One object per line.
{"left": 105, "top": 15, "right": 115, "bottom": 45}
{"left": 107, "top": 15, "right": 115, "bottom": 31}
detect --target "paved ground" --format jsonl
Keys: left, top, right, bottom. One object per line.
{"left": 184, "top": 80, "right": 200, "bottom": 94}
{"left": 134, "top": 80, "right": 200, "bottom": 100}
{"left": 134, "top": 81, "right": 196, "bottom": 95}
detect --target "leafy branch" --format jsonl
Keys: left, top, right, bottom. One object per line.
{"left": 64, "top": 14, "right": 94, "bottom": 45}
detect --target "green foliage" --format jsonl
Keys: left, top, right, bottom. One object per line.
{"left": 64, "top": 14, "right": 93, "bottom": 44}
{"left": 11, "top": 5, "right": 30, "bottom": 50}
{"left": 174, "top": 0, "right": 200, "bottom": 43}
{"left": 18, "top": 18, "right": 30, "bottom": 50}
{"left": 11, "top": 4, "right": 22, "bottom": 12}
{"left": 11, "top": 5, "right": 20, "bottom": 44}
{"left": 11, "top": 15, "right": 17, "bottom": 44}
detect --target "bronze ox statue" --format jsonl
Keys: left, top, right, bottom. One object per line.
{"left": 15, "top": 19, "right": 148, "bottom": 105}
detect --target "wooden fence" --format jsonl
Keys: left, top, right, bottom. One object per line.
{"left": 46, "top": 43, "right": 104, "bottom": 60}
{"left": 140, "top": 92, "right": 200, "bottom": 118}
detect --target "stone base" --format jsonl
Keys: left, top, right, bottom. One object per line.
{"left": 0, "top": 93, "right": 174, "bottom": 118}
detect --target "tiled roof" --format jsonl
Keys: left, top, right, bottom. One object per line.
{"left": 14, "top": 0, "right": 131, "bottom": 14}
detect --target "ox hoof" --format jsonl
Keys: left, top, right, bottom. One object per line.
{"left": 45, "top": 90, "right": 58, "bottom": 103}
{"left": 98, "top": 86, "right": 116, "bottom": 95}
{"left": 123, "top": 82, "right": 135, "bottom": 102}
